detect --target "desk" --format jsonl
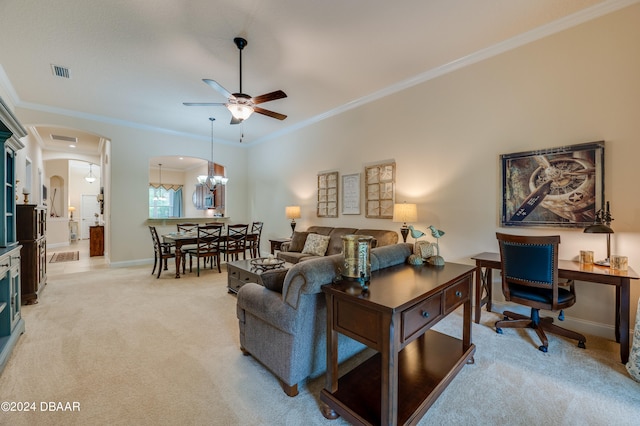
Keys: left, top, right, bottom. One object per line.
{"left": 471, "top": 252, "right": 639, "bottom": 364}
{"left": 320, "top": 262, "right": 476, "bottom": 425}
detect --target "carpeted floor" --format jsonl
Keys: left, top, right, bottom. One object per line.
{"left": 49, "top": 251, "right": 80, "bottom": 263}
{"left": 0, "top": 265, "right": 638, "bottom": 425}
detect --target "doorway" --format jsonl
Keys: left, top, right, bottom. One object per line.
{"left": 80, "top": 194, "right": 101, "bottom": 239}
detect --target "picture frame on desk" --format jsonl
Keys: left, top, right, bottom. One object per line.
{"left": 501, "top": 141, "right": 604, "bottom": 228}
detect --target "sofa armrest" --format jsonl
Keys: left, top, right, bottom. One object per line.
{"left": 237, "top": 283, "right": 298, "bottom": 334}
{"left": 280, "top": 241, "right": 292, "bottom": 252}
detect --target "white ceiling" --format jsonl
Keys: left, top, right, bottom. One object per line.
{"left": 0, "top": 0, "right": 632, "bottom": 151}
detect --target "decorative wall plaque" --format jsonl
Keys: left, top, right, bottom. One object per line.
{"left": 341, "top": 173, "right": 361, "bottom": 215}
{"left": 317, "top": 171, "right": 338, "bottom": 217}
{"left": 365, "top": 162, "right": 395, "bottom": 218}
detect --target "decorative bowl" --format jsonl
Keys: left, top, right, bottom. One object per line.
{"left": 250, "top": 257, "right": 285, "bottom": 272}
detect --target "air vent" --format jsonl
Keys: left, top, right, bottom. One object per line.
{"left": 51, "top": 134, "right": 77, "bottom": 143}
{"left": 51, "top": 64, "right": 70, "bottom": 79}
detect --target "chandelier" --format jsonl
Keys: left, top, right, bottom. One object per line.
{"left": 153, "top": 163, "right": 166, "bottom": 201}
{"left": 85, "top": 163, "right": 97, "bottom": 183}
{"left": 197, "top": 117, "right": 228, "bottom": 190}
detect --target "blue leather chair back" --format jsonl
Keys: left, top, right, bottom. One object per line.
{"left": 502, "top": 241, "right": 554, "bottom": 286}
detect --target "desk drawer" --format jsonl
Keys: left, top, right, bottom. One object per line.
{"left": 444, "top": 275, "right": 471, "bottom": 313}
{"left": 402, "top": 293, "right": 442, "bottom": 343}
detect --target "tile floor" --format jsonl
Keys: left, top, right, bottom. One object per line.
{"left": 47, "top": 239, "right": 109, "bottom": 278}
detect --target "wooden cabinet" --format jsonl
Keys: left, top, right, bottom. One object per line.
{"left": 90, "top": 225, "right": 104, "bottom": 256}
{"left": 16, "top": 204, "right": 47, "bottom": 304}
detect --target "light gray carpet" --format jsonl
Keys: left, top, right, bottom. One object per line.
{"left": 1, "top": 265, "right": 638, "bottom": 425}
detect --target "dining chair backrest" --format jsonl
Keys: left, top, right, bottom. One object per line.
{"left": 196, "top": 224, "right": 224, "bottom": 253}
{"left": 249, "top": 221, "right": 264, "bottom": 258}
{"left": 251, "top": 221, "right": 263, "bottom": 239}
{"left": 226, "top": 224, "right": 249, "bottom": 251}
{"left": 177, "top": 223, "right": 198, "bottom": 233}
{"left": 149, "top": 225, "right": 162, "bottom": 251}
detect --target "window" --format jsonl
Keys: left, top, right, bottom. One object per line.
{"left": 149, "top": 185, "right": 183, "bottom": 218}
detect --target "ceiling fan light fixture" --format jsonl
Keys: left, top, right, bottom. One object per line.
{"left": 227, "top": 103, "right": 254, "bottom": 121}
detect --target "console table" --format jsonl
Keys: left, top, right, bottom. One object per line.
{"left": 320, "top": 262, "right": 476, "bottom": 425}
{"left": 471, "top": 252, "right": 639, "bottom": 364}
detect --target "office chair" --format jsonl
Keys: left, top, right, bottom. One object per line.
{"left": 495, "top": 233, "right": 586, "bottom": 353}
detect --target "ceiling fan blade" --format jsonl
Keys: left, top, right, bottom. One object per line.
{"left": 252, "top": 90, "right": 287, "bottom": 105}
{"left": 183, "top": 102, "right": 226, "bottom": 106}
{"left": 203, "top": 79, "right": 236, "bottom": 100}
{"left": 254, "top": 106, "right": 287, "bottom": 120}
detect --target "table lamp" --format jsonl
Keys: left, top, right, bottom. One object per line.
{"left": 583, "top": 201, "right": 614, "bottom": 266}
{"left": 285, "top": 206, "right": 301, "bottom": 235}
{"left": 392, "top": 202, "right": 417, "bottom": 243}
{"left": 68, "top": 206, "right": 76, "bottom": 220}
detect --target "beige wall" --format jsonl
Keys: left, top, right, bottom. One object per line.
{"left": 4, "top": 4, "right": 639, "bottom": 337}
{"left": 248, "top": 5, "right": 640, "bottom": 337}
{"left": 13, "top": 108, "right": 249, "bottom": 266}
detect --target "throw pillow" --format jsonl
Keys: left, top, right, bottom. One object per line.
{"left": 289, "top": 232, "right": 310, "bottom": 252}
{"left": 301, "top": 233, "right": 330, "bottom": 256}
{"left": 261, "top": 269, "right": 289, "bottom": 293}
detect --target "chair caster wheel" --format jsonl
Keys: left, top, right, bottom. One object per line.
{"left": 495, "top": 327, "right": 503, "bottom": 334}
{"left": 538, "top": 345, "right": 548, "bottom": 353}
{"left": 578, "top": 341, "right": 586, "bottom": 349}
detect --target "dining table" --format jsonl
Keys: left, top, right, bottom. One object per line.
{"left": 162, "top": 230, "right": 258, "bottom": 278}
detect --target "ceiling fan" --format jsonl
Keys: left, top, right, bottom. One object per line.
{"left": 183, "top": 37, "right": 287, "bottom": 124}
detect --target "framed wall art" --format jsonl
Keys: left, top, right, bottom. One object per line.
{"left": 501, "top": 141, "right": 605, "bottom": 227}
{"left": 341, "top": 173, "right": 361, "bottom": 215}
{"left": 365, "top": 162, "right": 395, "bottom": 219}
{"left": 317, "top": 171, "right": 338, "bottom": 218}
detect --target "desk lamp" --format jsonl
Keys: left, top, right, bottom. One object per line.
{"left": 392, "top": 202, "right": 417, "bottom": 243}
{"left": 285, "top": 206, "right": 301, "bottom": 235}
{"left": 583, "top": 201, "right": 614, "bottom": 266}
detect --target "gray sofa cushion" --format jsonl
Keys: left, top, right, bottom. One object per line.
{"left": 289, "top": 231, "right": 310, "bottom": 252}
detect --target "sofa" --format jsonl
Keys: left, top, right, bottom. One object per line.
{"left": 236, "top": 243, "right": 413, "bottom": 396}
{"left": 277, "top": 226, "right": 399, "bottom": 264}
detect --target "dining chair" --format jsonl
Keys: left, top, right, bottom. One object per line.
{"left": 247, "top": 221, "right": 264, "bottom": 259}
{"left": 494, "top": 232, "right": 586, "bottom": 353}
{"left": 148, "top": 226, "right": 176, "bottom": 278}
{"left": 184, "top": 224, "right": 224, "bottom": 275}
{"left": 225, "top": 224, "right": 249, "bottom": 262}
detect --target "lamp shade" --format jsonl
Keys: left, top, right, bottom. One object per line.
{"left": 285, "top": 206, "right": 301, "bottom": 220}
{"left": 392, "top": 203, "right": 417, "bottom": 223}
{"left": 583, "top": 224, "right": 613, "bottom": 234}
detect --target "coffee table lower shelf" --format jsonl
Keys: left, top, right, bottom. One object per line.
{"left": 320, "top": 330, "right": 475, "bottom": 425}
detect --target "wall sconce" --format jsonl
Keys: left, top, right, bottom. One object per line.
{"left": 285, "top": 206, "right": 301, "bottom": 235}
{"left": 392, "top": 202, "right": 418, "bottom": 243}
{"left": 583, "top": 201, "right": 614, "bottom": 266}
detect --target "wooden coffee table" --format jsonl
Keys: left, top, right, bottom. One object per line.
{"left": 227, "top": 259, "right": 292, "bottom": 294}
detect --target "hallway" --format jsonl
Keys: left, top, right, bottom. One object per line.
{"left": 47, "top": 239, "right": 109, "bottom": 278}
